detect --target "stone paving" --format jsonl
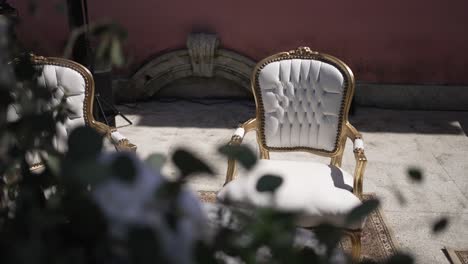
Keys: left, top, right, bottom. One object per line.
{"left": 116, "top": 99, "right": 468, "bottom": 264}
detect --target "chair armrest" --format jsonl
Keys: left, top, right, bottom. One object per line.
{"left": 225, "top": 118, "right": 257, "bottom": 185}
{"left": 109, "top": 130, "right": 137, "bottom": 152}
{"left": 89, "top": 120, "right": 137, "bottom": 152}
{"left": 345, "top": 122, "right": 367, "bottom": 198}
{"left": 228, "top": 118, "right": 257, "bottom": 145}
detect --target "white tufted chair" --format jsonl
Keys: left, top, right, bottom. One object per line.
{"left": 217, "top": 47, "right": 367, "bottom": 261}
{"left": 7, "top": 55, "right": 136, "bottom": 169}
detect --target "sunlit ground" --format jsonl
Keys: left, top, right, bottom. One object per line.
{"left": 116, "top": 99, "right": 468, "bottom": 263}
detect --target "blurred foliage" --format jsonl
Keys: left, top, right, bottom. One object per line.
{"left": 432, "top": 217, "right": 449, "bottom": 234}
{"left": 172, "top": 149, "right": 213, "bottom": 178}
{"left": 256, "top": 174, "right": 283, "bottom": 193}
{"left": 0, "top": 3, "right": 451, "bottom": 264}
{"left": 63, "top": 22, "right": 128, "bottom": 70}
{"left": 219, "top": 144, "right": 257, "bottom": 170}
{"left": 406, "top": 167, "right": 423, "bottom": 183}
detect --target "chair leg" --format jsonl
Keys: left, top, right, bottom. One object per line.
{"left": 224, "top": 158, "right": 237, "bottom": 185}
{"left": 349, "top": 230, "right": 362, "bottom": 263}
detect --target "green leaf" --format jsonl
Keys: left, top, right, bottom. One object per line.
{"left": 296, "top": 247, "right": 320, "bottom": 263}
{"left": 154, "top": 181, "right": 183, "bottom": 202}
{"left": 44, "top": 154, "right": 61, "bottom": 177}
{"left": 346, "top": 198, "right": 380, "bottom": 225}
{"left": 145, "top": 153, "right": 166, "bottom": 171}
{"left": 385, "top": 253, "right": 414, "bottom": 264}
{"left": 218, "top": 144, "right": 257, "bottom": 170}
{"left": 256, "top": 174, "right": 283, "bottom": 193}
{"left": 65, "top": 196, "right": 108, "bottom": 243}
{"left": 314, "top": 223, "right": 344, "bottom": 253}
{"left": 54, "top": 1, "right": 66, "bottom": 14}
{"left": 407, "top": 167, "right": 423, "bottom": 182}
{"left": 432, "top": 217, "right": 449, "bottom": 234}
{"left": 14, "top": 54, "right": 39, "bottom": 81}
{"left": 128, "top": 226, "right": 169, "bottom": 264}
{"left": 172, "top": 149, "right": 213, "bottom": 178}
{"left": 67, "top": 126, "right": 103, "bottom": 160}
{"left": 62, "top": 159, "right": 109, "bottom": 188}
{"left": 96, "top": 33, "right": 111, "bottom": 57}
{"left": 111, "top": 154, "right": 137, "bottom": 183}
{"left": 110, "top": 37, "right": 124, "bottom": 67}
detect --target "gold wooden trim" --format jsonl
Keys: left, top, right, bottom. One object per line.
{"left": 114, "top": 138, "right": 137, "bottom": 152}
{"left": 344, "top": 122, "right": 367, "bottom": 198}
{"left": 29, "top": 55, "right": 136, "bottom": 154}
{"left": 344, "top": 230, "right": 362, "bottom": 263}
{"left": 251, "top": 47, "right": 356, "bottom": 158}
{"left": 30, "top": 54, "right": 110, "bottom": 135}
{"left": 303, "top": 227, "right": 362, "bottom": 262}
{"left": 30, "top": 162, "right": 45, "bottom": 171}
{"left": 224, "top": 118, "right": 257, "bottom": 185}
{"left": 223, "top": 48, "right": 364, "bottom": 261}
{"left": 353, "top": 151, "right": 367, "bottom": 198}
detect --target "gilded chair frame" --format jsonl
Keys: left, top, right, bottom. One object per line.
{"left": 24, "top": 55, "right": 136, "bottom": 171}
{"left": 253, "top": 46, "right": 355, "bottom": 157}
{"left": 223, "top": 47, "right": 367, "bottom": 262}
{"left": 30, "top": 55, "right": 136, "bottom": 150}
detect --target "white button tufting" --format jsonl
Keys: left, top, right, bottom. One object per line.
{"left": 259, "top": 59, "right": 344, "bottom": 151}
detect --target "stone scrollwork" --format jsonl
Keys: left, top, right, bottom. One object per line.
{"left": 121, "top": 33, "right": 256, "bottom": 101}
{"left": 186, "top": 33, "right": 219, "bottom": 77}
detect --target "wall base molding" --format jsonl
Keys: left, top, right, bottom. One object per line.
{"left": 355, "top": 83, "right": 468, "bottom": 111}
{"left": 114, "top": 80, "right": 468, "bottom": 111}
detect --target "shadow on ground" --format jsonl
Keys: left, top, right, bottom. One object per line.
{"left": 351, "top": 106, "right": 468, "bottom": 135}
{"left": 118, "top": 98, "right": 256, "bottom": 129}
{"left": 117, "top": 99, "right": 468, "bottom": 135}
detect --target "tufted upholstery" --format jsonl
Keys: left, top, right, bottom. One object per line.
{"left": 41, "top": 64, "right": 88, "bottom": 152}
{"left": 220, "top": 48, "right": 366, "bottom": 261}
{"left": 7, "top": 64, "right": 87, "bottom": 153}
{"left": 218, "top": 159, "right": 363, "bottom": 230}
{"left": 7, "top": 56, "right": 136, "bottom": 166}
{"left": 257, "top": 59, "right": 346, "bottom": 152}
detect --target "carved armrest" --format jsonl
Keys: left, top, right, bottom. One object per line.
{"left": 90, "top": 120, "right": 137, "bottom": 152}
{"left": 345, "top": 122, "right": 367, "bottom": 198}
{"left": 109, "top": 130, "right": 137, "bottom": 152}
{"left": 225, "top": 118, "right": 257, "bottom": 185}
{"left": 228, "top": 118, "right": 257, "bottom": 144}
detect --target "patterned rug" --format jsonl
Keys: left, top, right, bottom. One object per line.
{"left": 198, "top": 191, "right": 398, "bottom": 262}
{"left": 445, "top": 248, "right": 468, "bottom": 264}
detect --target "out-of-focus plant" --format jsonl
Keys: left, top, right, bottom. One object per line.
{"left": 0, "top": 3, "right": 429, "bottom": 263}
{"left": 63, "top": 21, "right": 128, "bottom": 69}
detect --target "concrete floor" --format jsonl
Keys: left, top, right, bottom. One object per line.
{"left": 116, "top": 99, "right": 468, "bottom": 264}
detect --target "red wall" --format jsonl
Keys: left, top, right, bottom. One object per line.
{"left": 12, "top": 0, "right": 468, "bottom": 84}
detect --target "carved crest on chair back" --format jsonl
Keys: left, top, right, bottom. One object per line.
{"left": 252, "top": 47, "right": 355, "bottom": 156}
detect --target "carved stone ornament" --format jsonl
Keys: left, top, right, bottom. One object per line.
{"left": 186, "top": 33, "right": 219, "bottom": 77}
{"left": 121, "top": 33, "right": 255, "bottom": 101}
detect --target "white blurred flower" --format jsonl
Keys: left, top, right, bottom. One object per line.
{"left": 92, "top": 152, "right": 207, "bottom": 264}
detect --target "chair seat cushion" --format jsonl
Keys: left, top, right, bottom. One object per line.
{"left": 217, "top": 159, "right": 364, "bottom": 230}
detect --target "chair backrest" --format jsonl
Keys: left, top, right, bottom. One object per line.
{"left": 252, "top": 47, "right": 355, "bottom": 156}
{"left": 7, "top": 55, "right": 98, "bottom": 153}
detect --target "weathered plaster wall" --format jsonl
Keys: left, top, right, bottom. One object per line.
{"left": 11, "top": 0, "right": 468, "bottom": 84}
{"left": 12, "top": 0, "right": 69, "bottom": 56}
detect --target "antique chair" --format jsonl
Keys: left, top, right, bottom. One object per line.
{"left": 217, "top": 47, "right": 367, "bottom": 261}
{"left": 7, "top": 55, "right": 136, "bottom": 169}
